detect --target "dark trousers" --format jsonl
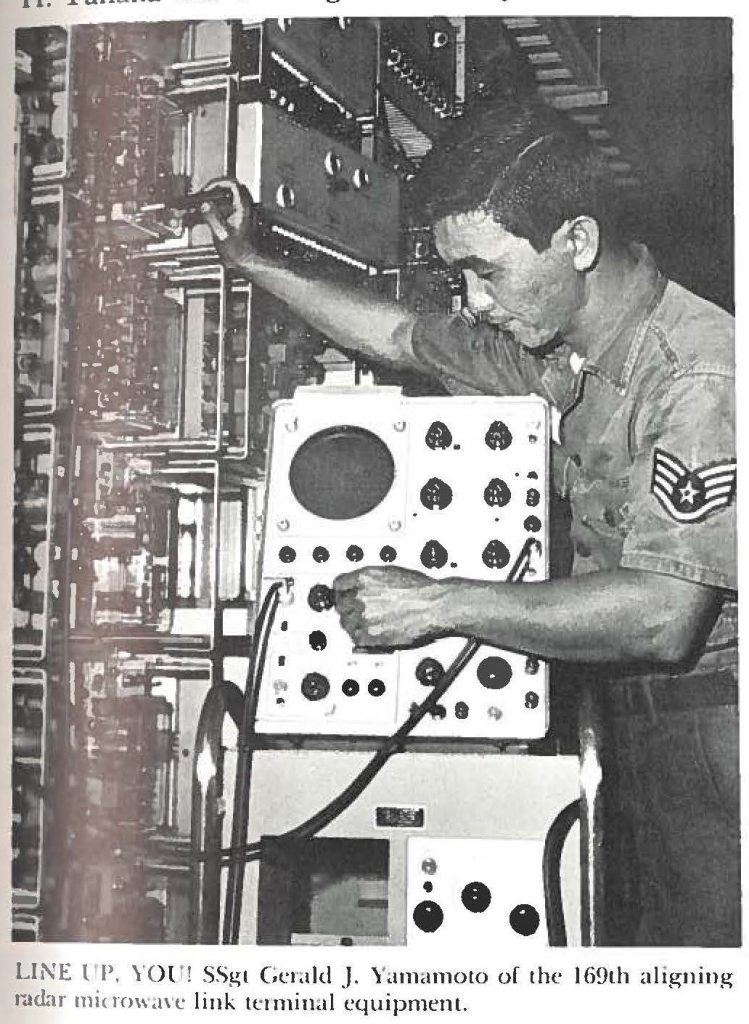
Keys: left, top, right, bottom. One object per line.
{"left": 604, "top": 700, "right": 740, "bottom": 946}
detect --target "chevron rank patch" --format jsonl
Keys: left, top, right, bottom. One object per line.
{"left": 651, "top": 449, "right": 736, "bottom": 523}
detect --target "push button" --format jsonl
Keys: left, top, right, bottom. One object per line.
{"left": 477, "top": 656, "right": 512, "bottom": 689}
{"left": 413, "top": 900, "right": 443, "bottom": 932}
{"left": 509, "top": 904, "right": 540, "bottom": 936}
{"left": 462, "top": 882, "right": 491, "bottom": 913}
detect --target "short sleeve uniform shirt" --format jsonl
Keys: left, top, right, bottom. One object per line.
{"left": 410, "top": 245, "right": 737, "bottom": 678}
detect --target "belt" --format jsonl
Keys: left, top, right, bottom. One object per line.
{"left": 607, "top": 671, "right": 738, "bottom": 718}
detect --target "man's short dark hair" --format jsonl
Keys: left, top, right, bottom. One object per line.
{"left": 413, "top": 97, "right": 623, "bottom": 252}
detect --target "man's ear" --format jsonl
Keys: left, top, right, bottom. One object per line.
{"left": 556, "top": 216, "right": 601, "bottom": 271}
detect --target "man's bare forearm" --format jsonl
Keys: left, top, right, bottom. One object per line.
{"left": 432, "top": 569, "right": 721, "bottom": 665}
{"left": 234, "top": 250, "right": 421, "bottom": 372}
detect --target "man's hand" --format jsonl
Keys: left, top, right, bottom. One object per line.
{"left": 333, "top": 566, "right": 447, "bottom": 650}
{"left": 200, "top": 177, "right": 258, "bottom": 272}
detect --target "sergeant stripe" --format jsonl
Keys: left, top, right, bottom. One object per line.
{"left": 655, "top": 450, "right": 686, "bottom": 475}
{"left": 652, "top": 484, "right": 732, "bottom": 522}
{"left": 699, "top": 461, "right": 736, "bottom": 477}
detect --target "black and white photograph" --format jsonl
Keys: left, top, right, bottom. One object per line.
{"left": 9, "top": 9, "right": 738, "bottom": 960}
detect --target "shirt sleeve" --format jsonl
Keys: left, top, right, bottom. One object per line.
{"left": 620, "top": 369, "right": 736, "bottom": 591}
{"left": 410, "top": 313, "right": 549, "bottom": 397}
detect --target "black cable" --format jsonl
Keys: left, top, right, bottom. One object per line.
{"left": 221, "top": 580, "right": 283, "bottom": 944}
{"left": 190, "top": 536, "right": 539, "bottom": 892}
{"left": 543, "top": 798, "right": 581, "bottom": 946}
{"left": 224, "top": 536, "right": 540, "bottom": 867}
{"left": 265, "top": 637, "right": 481, "bottom": 847}
{"left": 206, "top": 636, "right": 478, "bottom": 872}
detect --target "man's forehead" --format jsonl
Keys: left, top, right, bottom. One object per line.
{"left": 433, "top": 212, "right": 522, "bottom": 266}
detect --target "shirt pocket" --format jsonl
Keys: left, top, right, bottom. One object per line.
{"left": 566, "top": 445, "right": 634, "bottom": 568}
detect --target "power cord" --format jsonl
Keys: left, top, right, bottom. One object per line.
{"left": 221, "top": 579, "right": 284, "bottom": 944}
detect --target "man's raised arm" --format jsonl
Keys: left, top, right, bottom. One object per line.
{"left": 200, "top": 178, "right": 421, "bottom": 373}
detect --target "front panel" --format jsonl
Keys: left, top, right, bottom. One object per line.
{"left": 256, "top": 387, "right": 551, "bottom": 740}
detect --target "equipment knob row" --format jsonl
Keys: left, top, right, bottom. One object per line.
{"left": 424, "top": 420, "right": 518, "bottom": 451}
{"left": 413, "top": 893, "right": 539, "bottom": 934}
{"left": 419, "top": 478, "right": 542, "bottom": 511}
{"left": 418, "top": 537, "right": 541, "bottom": 570}
{"left": 300, "top": 674, "right": 386, "bottom": 700}
{"left": 416, "top": 656, "right": 539, "bottom": 692}
{"left": 282, "top": 545, "right": 398, "bottom": 566}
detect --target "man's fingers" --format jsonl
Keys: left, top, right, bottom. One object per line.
{"left": 200, "top": 204, "right": 229, "bottom": 242}
{"left": 200, "top": 177, "right": 253, "bottom": 233}
{"left": 222, "top": 179, "right": 251, "bottom": 229}
{"left": 333, "top": 571, "right": 362, "bottom": 594}
{"left": 335, "top": 596, "right": 358, "bottom": 618}
{"left": 338, "top": 608, "right": 361, "bottom": 633}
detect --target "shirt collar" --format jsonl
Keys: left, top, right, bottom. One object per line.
{"left": 581, "top": 244, "right": 667, "bottom": 394}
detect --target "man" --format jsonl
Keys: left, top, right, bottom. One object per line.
{"left": 202, "top": 96, "right": 738, "bottom": 946}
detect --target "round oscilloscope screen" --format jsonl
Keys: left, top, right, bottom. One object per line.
{"left": 288, "top": 425, "right": 395, "bottom": 520}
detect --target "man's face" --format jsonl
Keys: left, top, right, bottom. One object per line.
{"left": 433, "top": 210, "right": 584, "bottom": 350}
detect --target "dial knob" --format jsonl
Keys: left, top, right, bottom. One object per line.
{"left": 301, "top": 673, "right": 330, "bottom": 701}
{"left": 485, "top": 420, "right": 513, "bottom": 451}
{"left": 420, "top": 477, "right": 453, "bottom": 510}
{"left": 421, "top": 540, "right": 448, "bottom": 569}
{"left": 425, "top": 421, "right": 452, "bottom": 450}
